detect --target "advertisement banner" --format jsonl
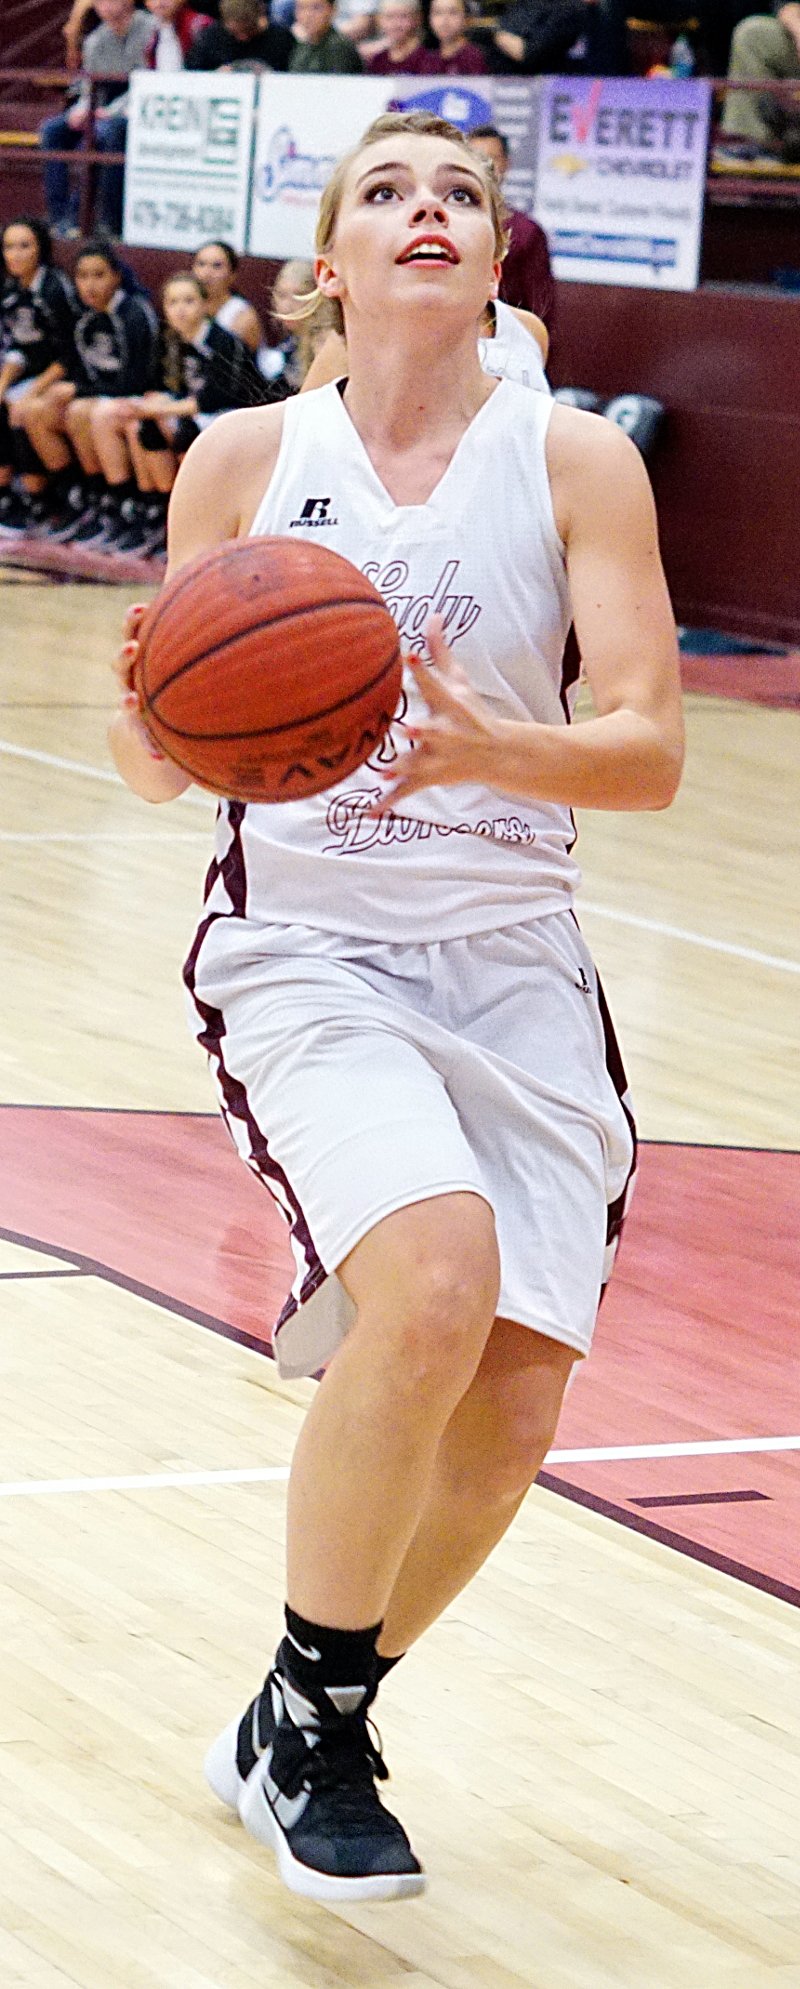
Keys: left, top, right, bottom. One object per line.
{"left": 534, "top": 76, "right": 711, "bottom": 289}
{"left": 123, "top": 70, "right": 257, "bottom": 252}
{"left": 248, "top": 76, "right": 393, "bottom": 261}
{"left": 247, "top": 74, "right": 542, "bottom": 260}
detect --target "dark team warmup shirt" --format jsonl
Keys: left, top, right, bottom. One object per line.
{"left": 159, "top": 319, "right": 267, "bottom": 414}
{"left": 0, "top": 266, "right": 76, "bottom": 381}
{"left": 499, "top": 209, "right": 556, "bottom": 335}
{"left": 70, "top": 289, "right": 158, "bottom": 397}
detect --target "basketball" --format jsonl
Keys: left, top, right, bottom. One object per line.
{"left": 133, "top": 538, "right": 403, "bottom": 802}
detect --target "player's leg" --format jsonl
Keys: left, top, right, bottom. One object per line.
{"left": 287, "top": 1190, "right": 501, "bottom": 1627}
{"left": 378, "top": 1317, "right": 576, "bottom": 1658}
{"left": 209, "top": 1188, "right": 500, "bottom": 1902}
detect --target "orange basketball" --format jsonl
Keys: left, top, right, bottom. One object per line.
{"left": 133, "top": 537, "right": 402, "bottom": 802}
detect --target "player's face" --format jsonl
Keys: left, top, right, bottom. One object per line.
{"left": 2, "top": 225, "right": 41, "bottom": 283}
{"left": 75, "top": 255, "right": 118, "bottom": 311}
{"left": 193, "top": 246, "right": 231, "bottom": 299}
{"left": 147, "top": 0, "right": 183, "bottom": 19}
{"left": 322, "top": 137, "right": 500, "bottom": 327}
{"left": 164, "top": 281, "right": 205, "bottom": 339}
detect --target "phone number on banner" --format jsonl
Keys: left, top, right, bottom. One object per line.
{"left": 128, "top": 198, "right": 239, "bottom": 238}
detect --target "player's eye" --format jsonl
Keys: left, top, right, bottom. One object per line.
{"left": 363, "top": 181, "right": 401, "bottom": 203}
{"left": 448, "top": 184, "right": 482, "bottom": 205}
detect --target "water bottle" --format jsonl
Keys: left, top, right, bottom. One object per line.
{"left": 670, "top": 33, "right": 695, "bottom": 77}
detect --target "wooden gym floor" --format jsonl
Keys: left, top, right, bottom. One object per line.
{"left": 1, "top": 573, "right": 799, "bottom": 1988}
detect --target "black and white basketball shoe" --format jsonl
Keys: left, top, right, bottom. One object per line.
{"left": 204, "top": 1671, "right": 425, "bottom": 1903}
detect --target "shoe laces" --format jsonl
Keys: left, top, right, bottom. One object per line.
{"left": 281, "top": 1711, "right": 389, "bottom": 1802}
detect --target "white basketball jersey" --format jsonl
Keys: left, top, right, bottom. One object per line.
{"left": 203, "top": 378, "right": 578, "bottom": 943}
{"left": 478, "top": 299, "right": 550, "bottom": 394}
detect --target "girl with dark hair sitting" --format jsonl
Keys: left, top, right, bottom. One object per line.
{"left": 192, "top": 240, "right": 265, "bottom": 355}
{"left": 120, "top": 271, "right": 268, "bottom": 554}
{"left": 0, "top": 216, "right": 76, "bottom": 532}
{"left": 17, "top": 238, "right": 160, "bottom": 547}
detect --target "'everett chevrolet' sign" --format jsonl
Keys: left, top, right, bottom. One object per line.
{"left": 534, "top": 76, "right": 712, "bottom": 289}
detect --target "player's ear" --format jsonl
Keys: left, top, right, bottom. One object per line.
{"left": 487, "top": 259, "right": 502, "bottom": 303}
{"left": 315, "top": 254, "right": 345, "bottom": 302}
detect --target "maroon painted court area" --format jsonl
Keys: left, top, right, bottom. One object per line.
{"left": 1, "top": 1106, "right": 798, "bottom": 1605}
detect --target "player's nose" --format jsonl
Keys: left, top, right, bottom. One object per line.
{"left": 409, "top": 196, "right": 449, "bottom": 225}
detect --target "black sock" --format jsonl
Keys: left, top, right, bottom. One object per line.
{"left": 277, "top": 1605, "right": 382, "bottom": 1726}
{"left": 375, "top": 1651, "right": 404, "bottom": 1682}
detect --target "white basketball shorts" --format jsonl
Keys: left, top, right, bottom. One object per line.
{"left": 185, "top": 911, "right": 636, "bottom": 1379}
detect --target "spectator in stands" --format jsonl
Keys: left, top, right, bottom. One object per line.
{"left": 122, "top": 271, "right": 266, "bottom": 543}
{"left": 14, "top": 240, "right": 159, "bottom": 546}
{"left": 290, "top": 0, "right": 364, "bottom": 69}
{"left": 491, "top": 0, "right": 590, "bottom": 72}
{"left": 334, "top": 0, "right": 379, "bottom": 45}
{"left": 419, "top": 0, "right": 488, "bottom": 73}
{"left": 145, "top": 0, "right": 211, "bottom": 66}
{"left": 0, "top": 218, "right": 76, "bottom": 532}
{"left": 192, "top": 241, "right": 265, "bottom": 352}
{"left": 717, "top": 4, "right": 800, "bottom": 156}
{"left": 366, "top": 0, "right": 427, "bottom": 70}
{"left": 40, "top": 0, "right": 153, "bottom": 239}
{"left": 186, "top": 0, "right": 294, "bottom": 68}
{"left": 63, "top": 0, "right": 104, "bottom": 73}
{"left": 467, "top": 125, "right": 556, "bottom": 331}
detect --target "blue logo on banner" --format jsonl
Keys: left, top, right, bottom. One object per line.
{"left": 387, "top": 85, "right": 492, "bottom": 130}
{"left": 259, "top": 125, "right": 337, "bottom": 203}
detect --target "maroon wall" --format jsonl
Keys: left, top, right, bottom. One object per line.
{"left": 0, "top": 0, "right": 69, "bottom": 74}
{"left": 550, "top": 282, "right": 800, "bottom": 644}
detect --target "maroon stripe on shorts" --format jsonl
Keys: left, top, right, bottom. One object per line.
{"left": 184, "top": 912, "right": 325, "bottom": 1318}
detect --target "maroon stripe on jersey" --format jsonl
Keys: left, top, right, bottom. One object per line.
{"left": 559, "top": 624, "right": 581, "bottom": 724}
{"left": 559, "top": 627, "right": 580, "bottom": 854}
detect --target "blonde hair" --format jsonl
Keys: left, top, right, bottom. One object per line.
{"left": 271, "top": 257, "right": 341, "bottom": 382}
{"left": 299, "top": 110, "right": 509, "bottom": 338}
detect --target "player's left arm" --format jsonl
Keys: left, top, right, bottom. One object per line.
{"left": 378, "top": 411, "right": 684, "bottom": 814}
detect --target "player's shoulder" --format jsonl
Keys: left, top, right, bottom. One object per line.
{"left": 168, "top": 402, "right": 287, "bottom": 552}
{"left": 181, "top": 400, "right": 286, "bottom": 480}
{"left": 547, "top": 400, "right": 648, "bottom": 492}
{"left": 546, "top": 403, "right": 653, "bottom": 541}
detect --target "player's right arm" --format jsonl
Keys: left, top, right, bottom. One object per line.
{"left": 109, "top": 404, "right": 285, "bottom": 802}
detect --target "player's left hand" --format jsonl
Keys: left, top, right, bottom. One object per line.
{"left": 373, "top": 615, "right": 505, "bottom": 812}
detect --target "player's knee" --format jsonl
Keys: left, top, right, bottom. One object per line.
{"left": 382, "top": 1234, "right": 500, "bottom": 1399}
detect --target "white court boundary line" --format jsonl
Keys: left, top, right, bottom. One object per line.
{"left": 1, "top": 1436, "right": 798, "bottom": 1500}
{"left": 580, "top": 899, "right": 800, "bottom": 976}
{"left": 2, "top": 736, "right": 799, "bottom": 977}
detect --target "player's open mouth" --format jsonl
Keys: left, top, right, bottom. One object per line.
{"left": 396, "top": 235, "right": 460, "bottom": 265}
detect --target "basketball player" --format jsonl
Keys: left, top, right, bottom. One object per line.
{"left": 110, "top": 111, "right": 684, "bottom": 1906}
